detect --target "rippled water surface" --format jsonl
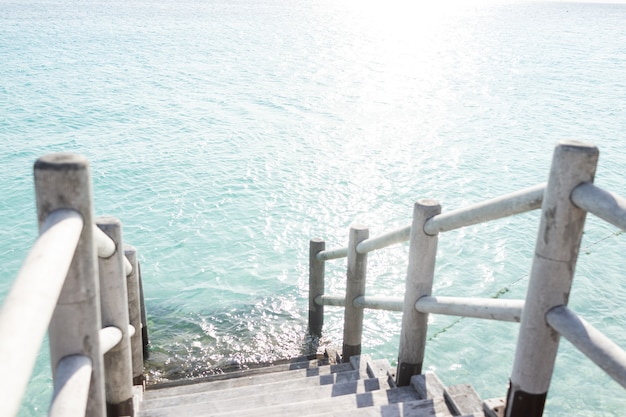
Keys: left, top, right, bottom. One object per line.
{"left": 2, "top": 0, "right": 626, "bottom": 415}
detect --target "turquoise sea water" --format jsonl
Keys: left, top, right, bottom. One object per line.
{"left": 2, "top": 0, "right": 626, "bottom": 415}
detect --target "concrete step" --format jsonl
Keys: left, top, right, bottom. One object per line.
{"left": 142, "top": 370, "right": 378, "bottom": 410}
{"left": 444, "top": 384, "right": 486, "bottom": 417}
{"left": 307, "top": 397, "right": 453, "bottom": 417}
{"left": 144, "top": 360, "right": 356, "bottom": 399}
{"left": 138, "top": 354, "right": 488, "bottom": 417}
{"left": 140, "top": 385, "right": 422, "bottom": 417}
{"left": 144, "top": 354, "right": 387, "bottom": 400}
{"left": 141, "top": 376, "right": 395, "bottom": 413}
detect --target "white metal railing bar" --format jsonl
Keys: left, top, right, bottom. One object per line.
{"left": 100, "top": 324, "right": 137, "bottom": 355}
{"left": 317, "top": 292, "right": 525, "bottom": 322}
{"left": 571, "top": 182, "right": 626, "bottom": 232}
{"left": 100, "top": 326, "right": 123, "bottom": 354}
{"left": 316, "top": 247, "right": 348, "bottom": 262}
{"left": 315, "top": 294, "right": 345, "bottom": 307}
{"left": 546, "top": 305, "right": 626, "bottom": 389}
{"left": 353, "top": 295, "right": 403, "bottom": 311}
{"left": 0, "top": 209, "right": 83, "bottom": 417}
{"left": 423, "top": 183, "right": 545, "bottom": 235}
{"left": 94, "top": 224, "right": 116, "bottom": 258}
{"left": 308, "top": 142, "right": 625, "bottom": 414}
{"left": 356, "top": 225, "right": 411, "bottom": 255}
{"left": 128, "top": 324, "right": 136, "bottom": 338}
{"left": 316, "top": 294, "right": 405, "bottom": 311}
{"left": 315, "top": 184, "right": 546, "bottom": 261}
{"left": 49, "top": 355, "right": 92, "bottom": 417}
{"left": 415, "top": 296, "right": 525, "bottom": 323}
{"left": 94, "top": 225, "right": 133, "bottom": 277}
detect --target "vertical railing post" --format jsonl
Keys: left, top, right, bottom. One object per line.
{"left": 309, "top": 238, "right": 326, "bottom": 337}
{"left": 124, "top": 245, "right": 144, "bottom": 386}
{"left": 505, "top": 141, "right": 598, "bottom": 417}
{"left": 396, "top": 200, "right": 441, "bottom": 386}
{"left": 97, "top": 217, "right": 134, "bottom": 416}
{"left": 137, "top": 262, "right": 150, "bottom": 360}
{"left": 34, "top": 154, "right": 106, "bottom": 417}
{"left": 342, "top": 225, "right": 369, "bottom": 362}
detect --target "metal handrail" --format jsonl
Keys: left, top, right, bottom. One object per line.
{"left": 0, "top": 154, "right": 147, "bottom": 417}
{"left": 309, "top": 141, "right": 626, "bottom": 417}
{"left": 94, "top": 225, "right": 133, "bottom": 277}
{"left": 316, "top": 183, "right": 546, "bottom": 260}
{"left": 546, "top": 305, "right": 626, "bottom": 389}
{"left": 49, "top": 355, "right": 93, "bottom": 417}
{"left": 571, "top": 182, "right": 626, "bottom": 231}
{"left": 0, "top": 209, "right": 83, "bottom": 417}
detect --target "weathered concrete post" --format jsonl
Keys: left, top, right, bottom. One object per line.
{"left": 138, "top": 262, "right": 150, "bottom": 359}
{"left": 124, "top": 244, "right": 144, "bottom": 386}
{"left": 97, "top": 217, "right": 134, "bottom": 416}
{"left": 342, "top": 225, "right": 369, "bottom": 361}
{"left": 505, "top": 141, "right": 598, "bottom": 417}
{"left": 309, "top": 238, "right": 326, "bottom": 336}
{"left": 34, "top": 154, "right": 106, "bottom": 417}
{"left": 396, "top": 200, "right": 441, "bottom": 386}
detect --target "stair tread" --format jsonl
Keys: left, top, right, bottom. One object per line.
{"left": 145, "top": 360, "right": 356, "bottom": 399}
{"left": 411, "top": 372, "right": 446, "bottom": 399}
{"left": 139, "top": 385, "right": 421, "bottom": 417}
{"left": 141, "top": 376, "right": 394, "bottom": 412}
{"left": 139, "top": 356, "right": 487, "bottom": 417}
{"left": 444, "top": 384, "right": 485, "bottom": 417}
{"left": 144, "top": 369, "right": 376, "bottom": 409}
{"left": 307, "top": 397, "right": 453, "bottom": 417}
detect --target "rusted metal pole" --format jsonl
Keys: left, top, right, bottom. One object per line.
{"left": 341, "top": 225, "right": 369, "bottom": 361}
{"left": 396, "top": 199, "right": 441, "bottom": 386}
{"left": 34, "top": 153, "right": 106, "bottom": 417}
{"left": 505, "top": 141, "right": 598, "bottom": 417}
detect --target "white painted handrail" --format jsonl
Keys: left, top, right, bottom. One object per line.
{"left": 0, "top": 154, "right": 148, "bottom": 417}
{"left": 316, "top": 293, "right": 525, "bottom": 322}
{"left": 100, "top": 326, "right": 123, "bottom": 354}
{"left": 315, "top": 294, "right": 345, "bottom": 307}
{"left": 94, "top": 225, "right": 133, "bottom": 276}
{"left": 49, "top": 355, "right": 92, "bottom": 417}
{"left": 128, "top": 324, "right": 136, "bottom": 338}
{"left": 424, "top": 183, "right": 545, "bottom": 235}
{"left": 99, "top": 325, "right": 137, "bottom": 354}
{"left": 356, "top": 225, "right": 410, "bottom": 255}
{"left": 309, "top": 141, "right": 625, "bottom": 414}
{"left": 316, "top": 294, "right": 405, "bottom": 311}
{"left": 415, "top": 296, "right": 524, "bottom": 323}
{"left": 94, "top": 224, "right": 116, "bottom": 258}
{"left": 0, "top": 209, "right": 83, "bottom": 417}
{"left": 546, "top": 305, "right": 626, "bottom": 389}
{"left": 354, "top": 295, "right": 404, "bottom": 311}
{"left": 315, "top": 183, "right": 545, "bottom": 260}
{"left": 571, "top": 182, "right": 626, "bottom": 231}
{"left": 316, "top": 247, "right": 348, "bottom": 261}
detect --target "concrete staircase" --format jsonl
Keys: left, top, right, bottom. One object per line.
{"left": 137, "top": 355, "right": 503, "bottom": 417}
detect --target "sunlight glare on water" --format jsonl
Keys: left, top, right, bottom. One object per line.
{"left": 1, "top": 0, "right": 626, "bottom": 415}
